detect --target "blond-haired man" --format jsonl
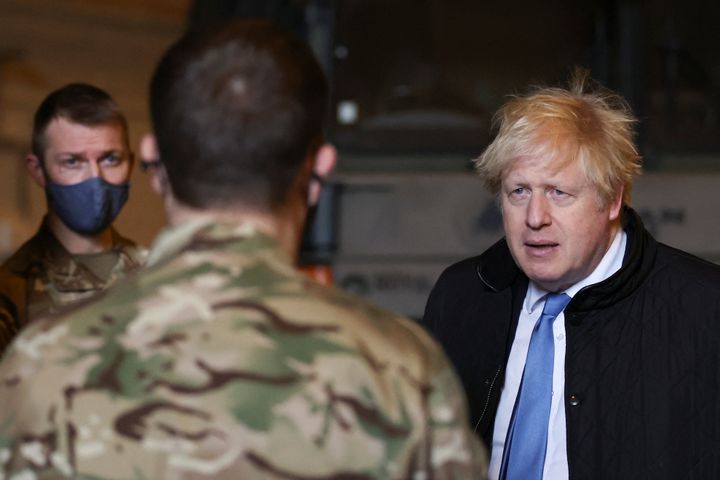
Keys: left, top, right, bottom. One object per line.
{"left": 423, "top": 73, "right": 720, "bottom": 479}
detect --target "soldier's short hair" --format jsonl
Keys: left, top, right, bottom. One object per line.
{"left": 31, "top": 83, "right": 129, "bottom": 158}
{"left": 149, "top": 18, "right": 328, "bottom": 211}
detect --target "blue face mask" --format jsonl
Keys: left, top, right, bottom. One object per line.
{"left": 46, "top": 177, "right": 129, "bottom": 235}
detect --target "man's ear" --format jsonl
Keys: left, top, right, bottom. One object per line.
{"left": 608, "top": 185, "right": 624, "bottom": 222}
{"left": 308, "top": 143, "right": 337, "bottom": 206}
{"left": 25, "top": 154, "right": 46, "bottom": 188}
{"left": 140, "top": 133, "right": 167, "bottom": 196}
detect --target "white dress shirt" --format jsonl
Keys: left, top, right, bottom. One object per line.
{"left": 488, "top": 228, "right": 627, "bottom": 480}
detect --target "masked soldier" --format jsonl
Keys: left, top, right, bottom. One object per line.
{"left": 0, "top": 84, "right": 145, "bottom": 348}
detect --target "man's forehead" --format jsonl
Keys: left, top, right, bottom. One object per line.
{"left": 503, "top": 151, "right": 578, "bottom": 180}
{"left": 43, "top": 117, "right": 128, "bottom": 150}
{"left": 46, "top": 115, "right": 126, "bottom": 134}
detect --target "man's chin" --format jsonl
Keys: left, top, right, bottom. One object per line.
{"left": 525, "top": 269, "right": 569, "bottom": 292}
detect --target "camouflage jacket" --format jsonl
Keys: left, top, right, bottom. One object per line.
{"left": 0, "top": 218, "right": 486, "bottom": 479}
{"left": 0, "top": 218, "right": 146, "bottom": 350}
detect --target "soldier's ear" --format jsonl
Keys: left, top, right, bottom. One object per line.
{"left": 308, "top": 143, "right": 336, "bottom": 206}
{"left": 26, "top": 154, "right": 46, "bottom": 188}
{"left": 140, "top": 134, "right": 168, "bottom": 197}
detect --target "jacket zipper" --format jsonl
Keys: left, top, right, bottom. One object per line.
{"left": 475, "top": 364, "right": 502, "bottom": 432}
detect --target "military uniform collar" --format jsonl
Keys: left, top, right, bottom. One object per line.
{"left": 146, "top": 217, "right": 288, "bottom": 268}
{"left": 23, "top": 217, "right": 136, "bottom": 290}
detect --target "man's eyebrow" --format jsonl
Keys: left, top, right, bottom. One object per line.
{"left": 96, "top": 148, "right": 130, "bottom": 158}
{"left": 55, "top": 149, "right": 126, "bottom": 159}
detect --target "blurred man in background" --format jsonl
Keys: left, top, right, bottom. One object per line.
{"left": 0, "top": 19, "right": 486, "bottom": 479}
{"left": 0, "top": 84, "right": 145, "bottom": 348}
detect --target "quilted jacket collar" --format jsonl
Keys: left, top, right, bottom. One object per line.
{"left": 475, "top": 207, "right": 658, "bottom": 312}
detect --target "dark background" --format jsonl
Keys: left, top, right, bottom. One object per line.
{"left": 192, "top": 0, "right": 720, "bottom": 167}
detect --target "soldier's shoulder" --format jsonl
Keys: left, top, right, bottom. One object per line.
{"left": 301, "top": 282, "right": 447, "bottom": 366}
{"left": 114, "top": 230, "right": 148, "bottom": 265}
{"left": 0, "top": 232, "right": 46, "bottom": 277}
{"left": 0, "top": 233, "right": 47, "bottom": 308}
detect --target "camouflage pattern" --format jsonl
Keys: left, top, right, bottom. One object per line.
{"left": 0, "top": 218, "right": 487, "bottom": 479}
{"left": 0, "top": 218, "right": 146, "bottom": 350}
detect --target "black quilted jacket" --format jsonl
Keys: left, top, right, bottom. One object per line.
{"left": 422, "top": 207, "right": 720, "bottom": 479}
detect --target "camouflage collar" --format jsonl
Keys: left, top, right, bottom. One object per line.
{"left": 19, "top": 218, "right": 142, "bottom": 291}
{"left": 146, "top": 217, "right": 289, "bottom": 269}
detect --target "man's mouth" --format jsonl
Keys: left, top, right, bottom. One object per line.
{"left": 524, "top": 241, "right": 559, "bottom": 254}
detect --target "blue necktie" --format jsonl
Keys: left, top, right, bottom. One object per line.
{"left": 500, "top": 292, "right": 571, "bottom": 480}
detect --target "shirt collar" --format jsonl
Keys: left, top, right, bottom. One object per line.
{"left": 524, "top": 228, "right": 627, "bottom": 314}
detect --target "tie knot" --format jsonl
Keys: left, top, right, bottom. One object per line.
{"left": 542, "top": 293, "right": 571, "bottom": 318}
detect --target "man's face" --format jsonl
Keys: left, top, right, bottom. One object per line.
{"left": 501, "top": 153, "right": 622, "bottom": 292}
{"left": 40, "top": 117, "right": 132, "bottom": 186}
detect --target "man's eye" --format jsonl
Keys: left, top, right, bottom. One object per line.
{"left": 101, "top": 154, "right": 122, "bottom": 166}
{"left": 61, "top": 157, "right": 81, "bottom": 167}
{"left": 550, "top": 189, "right": 574, "bottom": 202}
{"left": 552, "top": 188, "right": 572, "bottom": 197}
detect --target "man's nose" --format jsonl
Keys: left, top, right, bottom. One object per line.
{"left": 88, "top": 160, "right": 102, "bottom": 179}
{"left": 526, "top": 193, "right": 551, "bottom": 229}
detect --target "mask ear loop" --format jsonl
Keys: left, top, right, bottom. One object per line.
{"left": 310, "top": 172, "right": 325, "bottom": 185}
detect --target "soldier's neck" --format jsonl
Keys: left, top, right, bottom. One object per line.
{"left": 166, "top": 201, "right": 304, "bottom": 264}
{"left": 46, "top": 212, "right": 114, "bottom": 255}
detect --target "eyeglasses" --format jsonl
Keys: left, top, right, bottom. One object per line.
{"left": 140, "top": 158, "right": 162, "bottom": 172}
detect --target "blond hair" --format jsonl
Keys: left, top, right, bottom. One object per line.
{"left": 475, "top": 71, "right": 642, "bottom": 206}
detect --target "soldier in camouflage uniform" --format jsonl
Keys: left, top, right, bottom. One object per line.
{"left": 0, "top": 84, "right": 145, "bottom": 349}
{"left": 0, "top": 19, "right": 487, "bottom": 479}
